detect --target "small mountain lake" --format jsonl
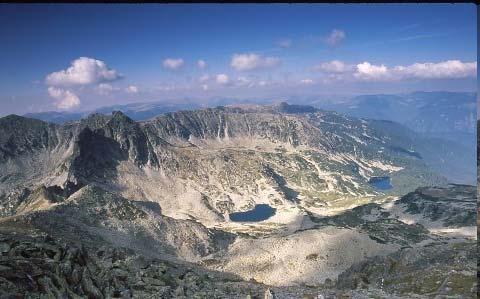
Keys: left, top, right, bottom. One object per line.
{"left": 229, "top": 204, "right": 276, "bottom": 222}
{"left": 369, "top": 176, "right": 393, "bottom": 190}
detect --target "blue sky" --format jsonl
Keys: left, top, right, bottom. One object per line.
{"left": 0, "top": 4, "right": 477, "bottom": 115}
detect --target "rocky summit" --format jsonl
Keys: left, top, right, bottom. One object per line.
{"left": 0, "top": 103, "right": 476, "bottom": 298}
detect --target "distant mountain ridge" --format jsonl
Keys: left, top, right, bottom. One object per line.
{"left": 0, "top": 102, "right": 471, "bottom": 207}
{"left": 19, "top": 92, "right": 476, "bottom": 184}
{"left": 23, "top": 102, "right": 202, "bottom": 124}
{"left": 23, "top": 91, "right": 476, "bottom": 149}
{"left": 315, "top": 91, "right": 476, "bottom": 147}
{"left": 24, "top": 92, "right": 475, "bottom": 131}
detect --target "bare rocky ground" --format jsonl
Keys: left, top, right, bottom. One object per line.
{"left": 0, "top": 184, "right": 475, "bottom": 299}
{"left": 0, "top": 106, "right": 477, "bottom": 298}
{"left": 0, "top": 229, "right": 394, "bottom": 299}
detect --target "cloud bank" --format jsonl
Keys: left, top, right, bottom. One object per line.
{"left": 314, "top": 60, "right": 351, "bottom": 73}
{"left": 163, "top": 58, "right": 185, "bottom": 70}
{"left": 42, "top": 55, "right": 476, "bottom": 111}
{"left": 391, "top": 60, "right": 477, "bottom": 79}
{"left": 231, "top": 53, "right": 281, "bottom": 71}
{"left": 316, "top": 59, "right": 477, "bottom": 82}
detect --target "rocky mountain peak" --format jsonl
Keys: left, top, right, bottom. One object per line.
{"left": 273, "top": 102, "right": 317, "bottom": 114}
{"left": 110, "top": 110, "right": 135, "bottom": 124}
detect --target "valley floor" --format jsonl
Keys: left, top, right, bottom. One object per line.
{"left": 0, "top": 185, "right": 476, "bottom": 298}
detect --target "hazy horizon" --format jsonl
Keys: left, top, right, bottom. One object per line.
{"left": 1, "top": 90, "right": 474, "bottom": 118}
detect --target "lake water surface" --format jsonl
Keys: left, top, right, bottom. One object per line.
{"left": 369, "top": 176, "right": 393, "bottom": 190}
{"left": 229, "top": 204, "right": 276, "bottom": 222}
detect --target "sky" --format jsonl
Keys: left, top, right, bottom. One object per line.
{"left": 0, "top": 4, "right": 477, "bottom": 116}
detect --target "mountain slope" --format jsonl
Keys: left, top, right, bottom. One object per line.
{"left": 0, "top": 104, "right": 450, "bottom": 224}
{"left": 0, "top": 104, "right": 476, "bottom": 297}
{"left": 206, "top": 184, "right": 476, "bottom": 287}
{"left": 0, "top": 183, "right": 474, "bottom": 296}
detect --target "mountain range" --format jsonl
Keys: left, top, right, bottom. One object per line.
{"left": 0, "top": 102, "right": 476, "bottom": 298}
{"left": 22, "top": 92, "right": 477, "bottom": 184}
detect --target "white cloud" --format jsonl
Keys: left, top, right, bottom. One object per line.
{"left": 300, "top": 79, "right": 314, "bottom": 85}
{"left": 156, "top": 85, "right": 175, "bottom": 92}
{"left": 236, "top": 76, "right": 252, "bottom": 86}
{"left": 315, "top": 60, "right": 351, "bottom": 73}
{"left": 197, "top": 60, "right": 207, "bottom": 69}
{"left": 199, "top": 74, "right": 210, "bottom": 83}
{"left": 201, "top": 84, "right": 209, "bottom": 91}
{"left": 325, "top": 29, "right": 346, "bottom": 46}
{"left": 353, "top": 60, "right": 477, "bottom": 81}
{"left": 231, "top": 53, "right": 281, "bottom": 71}
{"left": 277, "top": 39, "right": 292, "bottom": 48}
{"left": 354, "top": 62, "right": 390, "bottom": 81}
{"left": 45, "top": 57, "right": 121, "bottom": 109}
{"left": 321, "top": 73, "right": 346, "bottom": 84}
{"left": 216, "top": 74, "right": 229, "bottom": 85}
{"left": 47, "top": 87, "right": 80, "bottom": 109}
{"left": 392, "top": 60, "right": 477, "bottom": 79}
{"left": 95, "top": 83, "right": 115, "bottom": 95}
{"left": 163, "top": 58, "right": 184, "bottom": 70}
{"left": 95, "top": 83, "right": 138, "bottom": 95}
{"left": 46, "top": 57, "right": 120, "bottom": 86}
{"left": 126, "top": 85, "right": 138, "bottom": 93}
